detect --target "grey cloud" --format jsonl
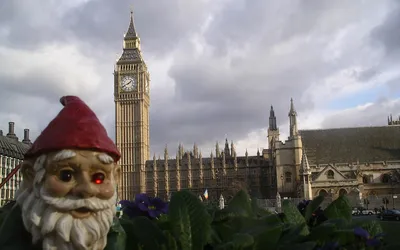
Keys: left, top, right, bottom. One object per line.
{"left": 0, "top": 0, "right": 398, "bottom": 157}
{"left": 62, "top": 0, "right": 210, "bottom": 57}
{"left": 370, "top": 1, "right": 400, "bottom": 56}
{"left": 0, "top": 0, "right": 73, "bottom": 50}
{"left": 321, "top": 98, "right": 400, "bottom": 129}
{"left": 153, "top": 0, "right": 394, "bottom": 155}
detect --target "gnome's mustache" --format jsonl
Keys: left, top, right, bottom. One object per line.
{"left": 39, "top": 187, "right": 116, "bottom": 212}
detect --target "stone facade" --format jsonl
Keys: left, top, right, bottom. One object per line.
{"left": 112, "top": 11, "right": 400, "bottom": 203}
{"left": 144, "top": 141, "right": 275, "bottom": 201}
{"left": 114, "top": 11, "right": 151, "bottom": 200}
{"left": 0, "top": 122, "right": 31, "bottom": 205}
{"left": 271, "top": 105, "right": 400, "bottom": 203}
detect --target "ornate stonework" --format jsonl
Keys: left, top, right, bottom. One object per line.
{"left": 114, "top": 11, "right": 150, "bottom": 200}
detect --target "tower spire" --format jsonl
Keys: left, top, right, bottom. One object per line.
{"left": 288, "top": 98, "right": 298, "bottom": 137}
{"left": 125, "top": 9, "right": 138, "bottom": 39}
{"left": 269, "top": 105, "right": 277, "bottom": 131}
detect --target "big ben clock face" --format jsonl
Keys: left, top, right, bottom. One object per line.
{"left": 121, "top": 76, "right": 137, "bottom": 92}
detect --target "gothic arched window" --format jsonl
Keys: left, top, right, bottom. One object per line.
{"left": 382, "top": 174, "right": 391, "bottom": 183}
{"left": 327, "top": 170, "right": 334, "bottom": 179}
{"left": 285, "top": 172, "right": 292, "bottom": 183}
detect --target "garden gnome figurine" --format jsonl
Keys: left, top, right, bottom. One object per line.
{"left": 0, "top": 96, "right": 125, "bottom": 250}
{"left": 219, "top": 194, "right": 225, "bottom": 210}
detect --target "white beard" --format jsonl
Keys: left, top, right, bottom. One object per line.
{"left": 16, "top": 182, "right": 117, "bottom": 250}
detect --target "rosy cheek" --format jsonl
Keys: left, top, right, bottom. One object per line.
{"left": 97, "top": 182, "right": 115, "bottom": 200}
{"left": 44, "top": 175, "right": 72, "bottom": 197}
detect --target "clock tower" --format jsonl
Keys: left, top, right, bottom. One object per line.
{"left": 114, "top": 11, "right": 150, "bottom": 200}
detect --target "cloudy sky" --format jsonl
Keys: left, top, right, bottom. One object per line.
{"left": 0, "top": 0, "right": 399, "bottom": 158}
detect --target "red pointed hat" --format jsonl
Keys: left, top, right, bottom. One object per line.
{"left": 25, "top": 96, "right": 121, "bottom": 162}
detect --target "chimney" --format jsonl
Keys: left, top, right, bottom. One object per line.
{"left": 6, "top": 122, "right": 18, "bottom": 140}
{"left": 22, "top": 128, "right": 32, "bottom": 144}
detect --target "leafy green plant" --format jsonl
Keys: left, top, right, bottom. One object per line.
{"left": 119, "top": 190, "right": 400, "bottom": 250}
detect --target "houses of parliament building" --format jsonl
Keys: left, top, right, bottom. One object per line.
{"left": 0, "top": 10, "right": 400, "bottom": 205}
{"left": 114, "top": 11, "right": 400, "bottom": 202}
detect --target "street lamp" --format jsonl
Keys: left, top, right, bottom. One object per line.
{"left": 280, "top": 175, "right": 284, "bottom": 194}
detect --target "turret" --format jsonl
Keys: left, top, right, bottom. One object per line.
{"left": 187, "top": 151, "right": 192, "bottom": 188}
{"left": 176, "top": 151, "right": 181, "bottom": 191}
{"left": 388, "top": 114, "right": 400, "bottom": 126}
{"left": 269, "top": 106, "right": 278, "bottom": 130}
{"left": 210, "top": 152, "right": 216, "bottom": 179}
{"left": 288, "top": 98, "right": 298, "bottom": 138}
{"left": 268, "top": 106, "right": 280, "bottom": 149}
{"left": 193, "top": 143, "right": 199, "bottom": 158}
{"left": 245, "top": 149, "right": 249, "bottom": 166}
{"left": 153, "top": 154, "right": 158, "bottom": 196}
{"left": 164, "top": 145, "right": 169, "bottom": 161}
{"left": 215, "top": 141, "right": 220, "bottom": 158}
{"left": 222, "top": 152, "right": 227, "bottom": 175}
{"left": 224, "top": 138, "right": 230, "bottom": 157}
{"left": 233, "top": 149, "right": 238, "bottom": 172}
{"left": 300, "top": 150, "right": 312, "bottom": 199}
{"left": 230, "top": 140, "right": 235, "bottom": 156}
{"left": 164, "top": 145, "right": 169, "bottom": 194}
{"left": 178, "top": 143, "right": 184, "bottom": 160}
{"left": 199, "top": 151, "right": 204, "bottom": 186}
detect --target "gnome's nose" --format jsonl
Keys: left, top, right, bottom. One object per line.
{"left": 73, "top": 181, "right": 96, "bottom": 199}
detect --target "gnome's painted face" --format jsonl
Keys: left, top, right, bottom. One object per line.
{"left": 16, "top": 149, "right": 119, "bottom": 250}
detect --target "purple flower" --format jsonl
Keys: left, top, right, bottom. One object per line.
{"left": 354, "top": 227, "right": 370, "bottom": 239}
{"left": 353, "top": 227, "right": 384, "bottom": 247}
{"left": 134, "top": 193, "right": 169, "bottom": 218}
{"left": 120, "top": 194, "right": 169, "bottom": 219}
{"left": 119, "top": 200, "right": 148, "bottom": 218}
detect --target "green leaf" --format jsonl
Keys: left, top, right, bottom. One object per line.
{"left": 169, "top": 190, "right": 212, "bottom": 250}
{"left": 384, "top": 244, "right": 400, "bottom": 250}
{"left": 332, "top": 229, "right": 355, "bottom": 245}
{"left": 253, "top": 225, "right": 283, "bottom": 250}
{"left": 163, "top": 230, "right": 178, "bottom": 250}
{"left": 212, "top": 217, "right": 255, "bottom": 242}
{"left": 278, "top": 241, "right": 317, "bottom": 250}
{"left": 304, "top": 195, "right": 324, "bottom": 222}
{"left": 251, "top": 198, "right": 272, "bottom": 218}
{"left": 214, "top": 209, "right": 239, "bottom": 222}
{"left": 260, "top": 214, "right": 283, "bottom": 227}
{"left": 225, "top": 190, "right": 253, "bottom": 217}
{"left": 278, "top": 223, "right": 308, "bottom": 244}
{"left": 323, "top": 195, "right": 352, "bottom": 222}
{"left": 118, "top": 217, "right": 141, "bottom": 250}
{"left": 307, "top": 223, "right": 336, "bottom": 242}
{"left": 131, "top": 216, "right": 168, "bottom": 250}
{"left": 214, "top": 233, "right": 254, "bottom": 250}
{"left": 104, "top": 217, "right": 127, "bottom": 250}
{"left": 351, "top": 217, "right": 383, "bottom": 237}
{"left": 282, "top": 200, "right": 309, "bottom": 236}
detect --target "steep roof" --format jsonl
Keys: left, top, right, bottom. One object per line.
{"left": 300, "top": 125, "right": 400, "bottom": 165}
{"left": 0, "top": 135, "right": 31, "bottom": 159}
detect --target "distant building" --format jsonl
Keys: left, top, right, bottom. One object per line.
{"left": 269, "top": 102, "right": 400, "bottom": 205}
{"left": 0, "top": 122, "right": 31, "bottom": 205}
{"left": 112, "top": 10, "right": 400, "bottom": 203}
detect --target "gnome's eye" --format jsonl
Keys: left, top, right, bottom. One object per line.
{"left": 92, "top": 173, "right": 105, "bottom": 184}
{"left": 59, "top": 169, "right": 74, "bottom": 182}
